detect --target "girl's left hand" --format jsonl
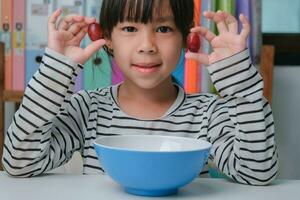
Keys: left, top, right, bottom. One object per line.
{"left": 186, "top": 11, "right": 250, "bottom": 65}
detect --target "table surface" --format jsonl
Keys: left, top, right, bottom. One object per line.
{"left": 1, "top": 172, "right": 300, "bottom": 200}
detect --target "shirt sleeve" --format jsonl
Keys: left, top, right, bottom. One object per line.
{"left": 2, "top": 48, "right": 87, "bottom": 177}
{"left": 205, "top": 49, "right": 278, "bottom": 185}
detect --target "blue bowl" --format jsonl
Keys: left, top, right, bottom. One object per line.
{"left": 94, "top": 135, "right": 211, "bottom": 196}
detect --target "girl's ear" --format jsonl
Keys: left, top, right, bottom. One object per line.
{"left": 105, "top": 38, "right": 113, "bottom": 49}
{"left": 103, "top": 37, "right": 114, "bottom": 56}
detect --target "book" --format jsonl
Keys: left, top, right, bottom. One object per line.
{"left": 236, "top": 0, "right": 252, "bottom": 58}
{"left": 250, "top": 0, "right": 262, "bottom": 64}
{"left": 12, "top": 0, "right": 26, "bottom": 91}
{"left": 217, "top": 0, "right": 236, "bottom": 14}
{"left": 1, "top": 0, "right": 13, "bottom": 90}
{"left": 200, "top": 0, "right": 216, "bottom": 93}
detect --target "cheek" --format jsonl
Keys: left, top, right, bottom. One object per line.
{"left": 111, "top": 40, "right": 131, "bottom": 62}
{"left": 161, "top": 41, "right": 183, "bottom": 66}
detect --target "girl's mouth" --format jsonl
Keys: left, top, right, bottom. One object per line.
{"left": 132, "top": 63, "right": 161, "bottom": 73}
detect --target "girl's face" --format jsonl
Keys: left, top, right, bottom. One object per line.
{"left": 106, "top": 1, "right": 183, "bottom": 90}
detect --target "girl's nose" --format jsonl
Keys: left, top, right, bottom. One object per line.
{"left": 137, "top": 32, "right": 157, "bottom": 54}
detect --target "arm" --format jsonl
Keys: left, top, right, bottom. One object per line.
{"left": 187, "top": 11, "right": 277, "bottom": 185}
{"left": 2, "top": 10, "right": 104, "bottom": 177}
{"left": 206, "top": 49, "right": 277, "bottom": 185}
{"left": 2, "top": 49, "right": 84, "bottom": 177}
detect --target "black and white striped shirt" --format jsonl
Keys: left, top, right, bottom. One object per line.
{"left": 2, "top": 48, "right": 278, "bottom": 185}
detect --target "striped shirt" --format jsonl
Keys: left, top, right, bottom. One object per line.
{"left": 2, "top": 48, "right": 278, "bottom": 185}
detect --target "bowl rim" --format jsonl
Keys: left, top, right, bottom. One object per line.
{"left": 93, "top": 135, "right": 212, "bottom": 153}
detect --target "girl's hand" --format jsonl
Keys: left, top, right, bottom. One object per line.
{"left": 47, "top": 9, "right": 106, "bottom": 64}
{"left": 186, "top": 11, "right": 250, "bottom": 65}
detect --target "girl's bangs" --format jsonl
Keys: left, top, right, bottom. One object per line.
{"left": 120, "top": 0, "right": 168, "bottom": 23}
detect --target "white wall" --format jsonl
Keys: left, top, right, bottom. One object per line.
{"left": 272, "top": 66, "right": 300, "bottom": 179}
{"left": 262, "top": 0, "right": 300, "bottom": 179}
{"left": 262, "top": 0, "right": 300, "bottom": 33}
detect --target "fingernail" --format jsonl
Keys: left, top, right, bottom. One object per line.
{"left": 185, "top": 52, "right": 191, "bottom": 58}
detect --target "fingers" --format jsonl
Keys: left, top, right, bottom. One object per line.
{"left": 57, "top": 14, "right": 84, "bottom": 31}
{"left": 185, "top": 52, "right": 209, "bottom": 65}
{"left": 68, "top": 22, "right": 88, "bottom": 36}
{"left": 221, "top": 11, "right": 238, "bottom": 34}
{"left": 57, "top": 14, "right": 95, "bottom": 31}
{"left": 190, "top": 26, "right": 216, "bottom": 43}
{"left": 48, "top": 9, "right": 62, "bottom": 32}
{"left": 57, "top": 14, "right": 96, "bottom": 38}
{"left": 239, "top": 14, "right": 250, "bottom": 39}
{"left": 57, "top": 14, "right": 77, "bottom": 31}
{"left": 84, "top": 39, "right": 106, "bottom": 58}
{"left": 73, "top": 26, "right": 88, "bottom": 43}
{"left": 204, "top": 11, "right": 228, "bottom": 33}
{"left": 204, "top": 11, "right": 246, "bottom": 35}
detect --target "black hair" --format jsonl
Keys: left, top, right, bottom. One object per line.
{"left": 100, "top": 0, "right": 194, "bottom": 55}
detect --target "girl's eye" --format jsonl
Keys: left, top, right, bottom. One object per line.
{"left": 157, "top": 26, "right": 172, "bottom": 33}
{"left": 122, "top": 26, "right": 137, "bottom": 32}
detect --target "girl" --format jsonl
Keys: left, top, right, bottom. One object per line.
{"left": 3, "top": 0, "right": 277, "bottom": 185}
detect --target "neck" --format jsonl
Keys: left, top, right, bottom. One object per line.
{"left": 119, "top": 77, "right": 177, "bottom": 104}
{"left": 117, "top": 77, "right": 178, "bottom": 119}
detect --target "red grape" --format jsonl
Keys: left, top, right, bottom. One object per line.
{"left": 187, "top": 32, "right": 200, "bottom": 53}
{"left": 88, "top": 22, "right": 103, "bottom": 41}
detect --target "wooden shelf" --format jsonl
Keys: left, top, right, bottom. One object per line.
{"left": 263, "top": 33, "right": 300, "bottom": 65}
{"left": 3, "top": 90, "right": 23, "bottom": 102}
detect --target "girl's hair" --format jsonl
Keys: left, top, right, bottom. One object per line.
{"left": 100, "top": 0, "right": 194, "bottom": 54}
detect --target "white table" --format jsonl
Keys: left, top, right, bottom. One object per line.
{"left": 0, "top": 172, "right": 299, "bottom": 200}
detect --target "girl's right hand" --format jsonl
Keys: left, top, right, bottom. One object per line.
{"left": 47, "top": 9, "right": 106, "bottom": 64}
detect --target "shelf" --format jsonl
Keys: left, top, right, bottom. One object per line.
{"left": 3, "top": 90, "right": 23, "bottom": 102}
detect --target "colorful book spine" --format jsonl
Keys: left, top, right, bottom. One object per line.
{"left": 0, "top": 0, "right": 2, "bottom": 33}
{"left": 215, "top": 0, "right": 235, "bottom": 36}
{"left": 250, "top": 0, "right": 262, "bottom": 64}
{"left": 200, "top": 0, "right": 215, "bottom": 93}
{"left": 217, "top": 0, "right": 236, "bottom": 14}
{"left": 236, "top": 0, "right": 252, "bottom": 58}
{"left": 184, "top": 0, "right": 201, "bottom": 94}
{"left": 1, "top": 0, "right": 13, "bottom": 90}
{"left": 12, "top": 0, "right": 26, "bottom": 91}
